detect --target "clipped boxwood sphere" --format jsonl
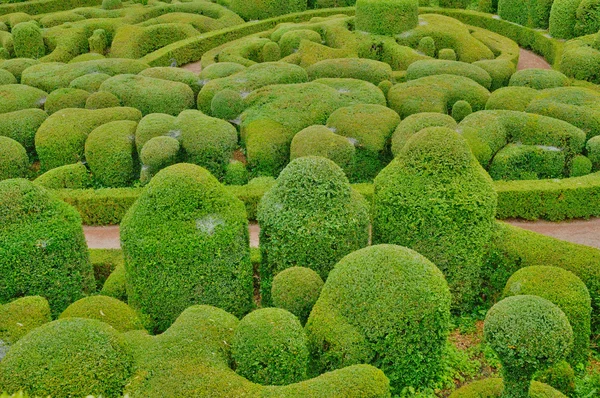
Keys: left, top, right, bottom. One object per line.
{"left": 569, "top": 154, "right": 593, "bottom": 177}
{"left": 85, "top": 91, "right": 121, "bottom": 109}
{"left": 230, "top": 0, "right": 307, "bottom": 21}
{"left": 139, "top": 135, "right": 180, "bottom": 184}
{"left": 451, "top": 100, "right": 472, "bottom": 122}
{"left": 121, "top": 163, "right": 254, "bottom": 333}
{"left": 0, "top": 136, "right": 28, "bottom": 180}
{"left": 272, "top": 266, "right": 324, "bottom": 325}
{"left": 223, "top": 160, "right": 249, "bottom": 185}
{"left": 0, "top": 296, "right": 51, "bottom": 345}
{"left": 44, "top": 88, "right": 89, "bottom": 115}
{"left": 0, "top": 318, "right": 132, "bottom": 398}
{"left": 587, "top": 135, "right": 600, "bottom": 171}
{"left": 60, "top": 295, "right": 144, "bottom": 332}
{"left": 102, "top": 0, "right": 122, "bottom": 10}
{"left": 503, "top": 266, "right": 591, "bottom": 368}
{"left": 484, "top": 295, "right": 573, "bottom": 398}
{"left": 449, "top": 378, "right": 567, "bottom": 398}
{"left": 232, "top": 308, "right": 308, "bottom": 385}
{"left": 210, "top": 88, "right": 246, "bottom": 120}
{"left": 0, "top": 179, "right": 94, "bottom": 316}
{"left": 306, "top": 244, "right": 452, "bottom": 394}
{"left": 290, "top": 125, "right": 355, "bottom": 175}
{"left": 356, "top": 0, "right": 418, "bottom": 35}
{"left": 34, "top": 162, "right": 92, "bottom": 189}
{"left": 100, "top": 263, "right": 127, "bottom": 302}
{"left": 12, "top": 22, "right": 45, "bottom": 59}
{"left": 257, "top": 156, "right": 369, "bottom": 304}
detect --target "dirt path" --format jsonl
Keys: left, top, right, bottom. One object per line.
{"left": 517, "top": 48, "right": 552, "bottom": 70}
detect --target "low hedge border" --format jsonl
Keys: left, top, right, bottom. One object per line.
{"left": 0, "top": 0, "right": 102, "bottom": 17}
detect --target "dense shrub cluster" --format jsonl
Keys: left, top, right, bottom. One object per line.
{"left": 271, "top": 266, "right": 324, "bottom": 325}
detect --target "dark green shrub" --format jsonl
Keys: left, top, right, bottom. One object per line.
{"left": 198, "top": 62, "right": 246, "bottom": 81}
{"left": 0, "top": 108, "right": 46, "bottom": 154}
{"left": 134, "top": 113, "right": 177, "bottom": 153}
{"left": 390, "top": 112, "right": 457, "bottom": 156}
{"left": 69, "top": 72, "right": 111, "bottom": 92}
{"left": 499, "top": 0, "right": 554, "bottom": 29}
{"left": 503, "top": 266, "right": 591, "bottom": 368}
{"left": 485, "top": 86, "right": 538, "bottom": 111}
{"left": 210, "top": 88, "right": 246, "bottom": 120}
{"left": 139, "top": 135, "right": 180, "bottom": 185}
{"left": 101, "top": 263, "right": 127, "bottom": 302}
{"left": 449, "top": 378, "right": 567, "bottom": 397}
{"left": 373, "top": 127, "right": 497, "bottom": 310}
{"left": 0, "top": 68, "right": 16, "bottom": 85}
{"left": 0, "top": 296, "right": 51, "bottom": 345}
{"left": 489, "top": 144, "right": 566, "bottom": 180}
{"left": 262, "top": 41, "right": 281, "bottom": 62}
{"left": 407, "top": 59, "right": 493, "bottom": 89}
{"left": 0, "top": 84, "right": 47, "bottom": 114}
{"left": 290, "top": 125, "right": 355, "bottom": 176}
{"left": 85, "top": 120, "right": 139, "bottom": 187}
{"left": 272, "top": 266, "right": 324, "bottom": 325}
{"left": 474, "top": 59, "right": 516, "bottom": 91}
{"left": 587, "top": 135, "right": 600, "bottom": 170}
{"left": 232, "top": 308, "right": 308, "bottom": 385}
{"left": 0, "top": 318, "right": 132, "bottom": 398}
{"left": 88, "top": 29, "right": 108, "bottom": 55}
{"left": 224, "top": 160, "right": 249, "bottom": 185}
{"left": 257, "top": 156, "right": 369, "bottom": 304}
{"left": 0, "top": 136, "right": 27, "bottom": 180}
{"left": 60, "top": 295, "right": 144, "bottom": 332}
{"left": 102, "top": 0, "right": 122, "bottom": 10}
{"left": 244, "top": 119, "right": 294, "bottom": 177}
{"left": 121, "top": 163, "right": 254, "bottom": 332}
{"left": 440, "top": 0, "right": 471, "bottom": 8}
{"left": 34, "top": 162, "right": 92, "bottom": 189}
{"left": 575, "top": 0, "right": 600, "bottom": 35}
{"left": 306, "top": 244, "right": 451, "bottom": 394}
{"left": 484, "top": 295, "right": 573, "bottom": 398}
{"left": 229, "top": 0, "right": 306, "bottom": 20}
{"left": 139, "top": 67, "right": 203, "bottom": 98}
{"left": 418, "top": 36, "right": 436, "bottom": 57}
{"left": 439, "top": 48, "right": 457, "bottom": 60}
{"left": 452, "top": 99, "right": 472, "bottom": 122}
{"left": 307, "top": 58, "right": 393, "bottom": 85}
{"left": 12, "top": 22, "right": 44, "bottom": 59}
{"left": 569, "top": 154, "right": 593, "bottom": 176}
{"left": 0, "top": 179, "right": 94, "bottom": 316}
{"left": 89, "top": 249, "right": 122, "bottom": 292}
{"left": 549, "top": 0, "right": 581, "bottom": 39}
{"left": 355, "top": 0, "right": 418, "bottom": 35}
{"left": 44, "top": 87, "right": 89, "bottom": 115}
{"left": 85, "top": 91, "right": 121, "bottom": 109}
{"left": 509, "top": 69, "right": 570, "bottom": 90}
{"left": 535, "top": 360, "right": 576, "bottom": 396}
{"left": 278, "top": 29, "right": 321, "bottom": 57}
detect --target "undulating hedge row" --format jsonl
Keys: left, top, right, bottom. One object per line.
{"left": 0, "top": 0, "right": 101, "bottom": 17}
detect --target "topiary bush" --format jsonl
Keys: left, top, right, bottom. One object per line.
{"left": 85, "top": 91, "right": 121, "bottom": 109}
{"left": 139, "top": 135, "right": 180, "bottom": 185}
{"left": 488, "top": 143, "right": 566, "bottom": 181}
{"left": 484, "top": 295, "right": 574, "bottom": 398}
{"left": 0, "top": 296, "right": 51, "bottom": 345}
{"left": 12, "top": 22, "right": 44, "bottom": 59}
{"left": 373, "top": 127, "right": 497, "bottom": 310}
{"left": 509, "top": 69, "right": 570, "bottom": 90}
{"left": 439, "top": 0, "right": 471, "bottom": 8}
{"left": 306, "top": 58, "right": 393, "bottom": 85}
{"left": 44, "top": 88, "right": 90, "bottom": 115}
{"left": 549, "top": 0, "right": 582, "bottom": 39}
{"left": 0, "top": 179, "right": 94, "bottom": 316}
{"left": 498, "top": 0, "right": 554, "bottom": 29}
{"left": 0, "top": 136, "right": 28, "bottom": 180}
{"left": 134, "top": 113, "right": 177, "bottom": 152}
{"left": 575, "top": 0, "right": 600, "bottom": 35}
{"left": 355, "top": 0, "right": 418, "bottom": 35}
{"left": 390, "top": 112, "right": 457, "bottom": 156}
{"left": 406, "top": 60, "right": 493, "bottom": 89}
{"left": 569, "top": 154, "right": 593, "bottom": 176}
{"left": 439, "top": 48, "right": 457, "bottom": 60}
{"left": 88, "top": 29, "right": 108, "bottom": 55}
{"left": 101, "top": 263, "right": 127, "bottom": 302}
{"left": 306, "top": 244, "right": 452, "bottom": 394}
{"left": 60, "top": 295, "right": 144, "bottom": 333}
{"left": 102, "top": 0, "right": 122, "bottom": 10}
{"left": 70, "top": 72, "right": 111, "bottom": 92}
{"left": 417, "top": 36, "right": 436, "bottom": 57}
{"left": 503, "top": 266, "right": 591, "bottom": 368}
{"left": 451, "top": 100, "right": 472, "bottom": 122}
{"left": 0, "top": 318, "right": 132, "bottom": 398}
{"left": 257, "top": 156, "right": 369, "bottom": 304}
{"left": 232, "top": 308, "right": 308, "bottom": 385}
{"left": 449, "top": 378, "right": 567, "bottom": 398}
{"left": 229, "top": 0, "right": 306, "bottom": 20}
{"left": 34, "top": 162, "right": 92, "bottom": 189}
{"left": 271, "top": 266, "right": 324, "bottom": 325}
{"left": 0, "top": 84, "right": 47, "bottom": 114}
{"left": 210, "top": 88, "right": 246, "bottom": 120}
{"left": 0, "top": 108, "right": 46, "bottom": 154}
{"left": 223, "top": 160, "right": 249, "bottom": 185}
{"left": 587, "top": 135, "right": 600, "bottom": 170}
{"left": 486, "top": 86, "right": 539, "bottom": 112}
{"left": 121, "top": 163, "right": 254, "bottom": 333}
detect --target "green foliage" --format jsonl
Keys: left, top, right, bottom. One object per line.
{"left": 257, "top": 156, "right": 369, "bottom": 304}
{"left": 88, "top": 29, "right": 108, "bottom": 55}
{"left": 232, "top": 308, "right": 308, "bottom": 385}
{"left": 307, "top": 58, "right": 393, "bottom": 85}
{"left": 390, "top": 112, "right": 457, "bottom": 156}
{"left": 509, "top": 69, "right": 570, "bottom": 90}
{"left": 89, "top": 248, "right": 122, "bottom": 291}
{"left": 355, "top": 0, "right": 418, "bottom": 35}
{"left": 452, "top": 100, "right": 472, "bottom": 122}
{"left": 549, "top": 0, "right": 581, "bottom": 39}
{"left": 474, "top": 59, "right": 516, "bottom": 91}
{"left": 139, "top": 67, "right": 203, "bottom": 97}
{"left": 230, "top": 0, "right": 306, "bottom": 21}
{"left": 484, "top": 295, "right": 573, "bottom": 398}
{"left": 587, "top": 136, "right": 600, "bottom": 170}
{"left": 449, "top": 378, "right": 567, "bottom": 397}
{"left": 69, "top": 72, "right": 111, "bottom": 92}
{"left": 262, "top": 41, "right": 281, "bottom": 62}
{"left": 139, "top": 136, "right": 180, "bottom": 185}
{"left": 417, "top": 36, "right": 436, "bottom": 57}
{"left": 0, "top": 68, "right": 15, "bottom": 85}
{"left": 121, "top": 163, "right": 253, "bottom": 333}
{"left": 0, "top": 59, "right": 39, "bottom": 83}
{"left": 271, "top": 266, "right": 324, "bottom": 325}
{"left": 485, "top": 86, "right": 538, "bottom": 112}
{"left": 210, "top": 88, "right": 246, "bottom": 120}
{"left": 134, "top": 113, "right": 176, "bottom": 153}
{"left": 85, "top": 91, "right": 121, "bottom": 109}
{"left": 0, "top": 84, "right": 46, "bottom": 114}
{"left": 60, "top": 295, "right": 144, "bottom": 332}
{"left": 224, "top": 160, "right": 249, "bottom": 185}
{"left": 373, "top": 127, "right": 497, "bottom": 310}
{"left": 244, "top": 119, "right": 294, "bottom": 177}
{"left": 489, "top": 144, "right": 566, "bottom": 181}
{"left": 278, "top": 29, "right": 321, "bottom": 57}
{"left": 101, "top": 263, "right": 127, "bottom": 302}
{"left": 407, "top": 59, "right": 493, "bottom": 89}
{"left": 199, "top": 62, "right": 246, "bottom": 81}
{"left": 575, "top": 0, "right": 600, "bottom": 35}
{"left": 101, "top": 0, "right": 121, "bottom": 10}
{"left": 44, "top": 87, "right": 89, "bottom": 115}
{"left": 306, "top": 244, "right": 451, "bottom": 394}
{"left": 85, "top": 120, "right": 139, "bottom": 187}
{"left": 12, "top": 22, "right": 44, "bottom": 59}
{"left": 0, "top": 296, "right": 50, "bottom": 345}
{"left": 290, "top": 125, "right": 355, "bottom": 176}
{"left": 440, "top": 0, "right": 471, "bottom": 8}
{"left": 569, "top": 154, "right": 593, "bottom": 177}
{"left": 34, "top": 162, "right": 92, "bottom": 189}
{"left": 0, "top": 136, "right": 27, "bottom": 180}
{"left": 439, "top": 48, "right": 457, "bottom": 60}
{"left": 499, "top": 0, "right": 554, "bottom": 29}
{"left": 0, "top": 179, "right": 94, "bottom": 316}
{"left": 0, "top": 318, "right": 132, "bottom": 398}
{"left": 535, "top": 360, "right": 576, "bottom": 397}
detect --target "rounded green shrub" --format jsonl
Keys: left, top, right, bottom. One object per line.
{"left": 452, "top": 100, "right": 472, "bottom": 122}
{"left": 85, "top": 120, "right": 139, "bottom": 187}
{"left": 224, "top": 160, "right": 249, "bottom": 185}
{"left": 262, "top": 41, "right": 281, "bottom": 62}
{"left": 139, "top": 67, "right": 203, "bottom": 98}
{"left": 449, "top": 378, "right": 567, "bottom": 398}
{"left": 230, "top": 0, "right": 306, "bottom": 21}
{"left": 535, "top": 360, "right": 576, "bottom": 397}
{"left": 503, "top": 266, "right": 591, "bottom": 368}
{"left": 439, "top": 48, "right": 457, "bottom": 60}
{"left": 355, "top": 0, "right": 418, "bottom": 35}
{"left": 569, "top": 154, "right": 593, "bottom": 176}
{"left": 60, "top": 295, "right": 144, "bottom": 332}
{"left": 0, "top": 318, "right": 132, "bottom": 398}
{"left": 199, "top": 62, "right": 246, "bottom": 81}
{"left": 484, "top": 295, "right": 573, "bottom": 398}
{"left": 70, "top": 73, "right": 111, "bottom": 92}
{"left": 278, "top": 29, "right": 322, "bottom": 57}
{"left": 34, "top": 162, "right": 92, "bottom": 189}
{"left": 0, "top": 68, "right": 16, "bottom": 85}
{"left": 587, "top": 135, "right": 600, "bottom": 170}
{"left": 0, "top": 84, "right": 47, "bottom": 114}
{"left": 549, "top": 0, "right": 581, "bottom": 39}
{"left": 232, "top": 308, "right": 308, "bottom": 385}
{"left": 272, "top": 266, "right": 324, "bottom": 325}
{"left": 509, "top": 69, "right": 570, "bottom": 90}
{"left": 485, "top": 86, "right": 538, "bottom": 111}
{"left": 307, "top": 58, "right": 393, "bottom": 85}
{"left": 489, "top": 144, "right": 566, "bottom": 180}
{"left": 418, "top": 36, "right": 436, "bottom": 57}
{"left": 0, "top": 137, "right": 28, "bottom": 180}
{"left": 12, "top": 22, "right": 45, "bottom": 59}
{"left": 121, "top": 163, "right": 254, "bottom": 332}
{"left": 85, "top": 91, "right": 121, "bottom": 109}
{"left": 69, "top": 53, "right": 106, "bottom": 63}
{"left": 373, "top": 127, "right": 497, "bottom": 310}
{"left": 100, "top": 263, "right": 127, "bottom": 302}
{"left": 406, "top": 59, "right": 493, "bottom": 89}
{"left": 0, "top": 58, "right": 39, "bottom": 82}
{"left": 134, "top": 113, "right": 177, "bottom": 152}
{"left": 474, "top": 59, "right": 516, "bottom": 90}
{"left": 210, "top": 88, "right": 246, "bottom": 120}
{"left": 257, "top": 156, "right": 369, "bottom": 304}
{"left": 306, "top": 244, "right": 451, "bottom": 394}
{"left": 575, "top": 0, "right": 600, "bottom": 35}
{"left": 290, "top": 125, "right": 356, "bottom": 176}
{"left": 440, "top": 0, "right": 471, "bottom": 8}
{"left": 244, "top": 119, "right": 295, "bottom": 177}
{"left": 89, "top": 29, "right": 108, "bottom": 55}
{"left": 391, "top": 112, "right": 457, "bottom": 156}
{"left": 102, "top": 0, "right": 122, "bottom": 10}
{"left": 0, "top": 109, "right": 47, "bottom": 154}
{"left": 0, "top": 296, "right": 51, "bottom": 345}
{"left": 499, "top": 0, "right": 554, "bottom": 29}
{"left": 139, "top": 135, "right": 180, "bottom": 184}
{"left": 44, "top": 88, "right": 90, "bottom": 115}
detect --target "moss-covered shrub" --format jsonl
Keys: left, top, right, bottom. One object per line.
{"left": 0, "top": 296, "right": 51, "bottom": 345}
{"left": 0, "top": 69, "right": 16, "bottom": 85}
{"left": 0, "top": 137, "right": 28, "bottom": 180}
{"left": 0, "top": 318, "right": 132, "bottom": 398}
{"left": 230, "top": 0, "right": 306, "bottom": 21}
{"left": 139, "top": 67, "right": 203, "bottom": 98}
{"left": 85, "top": 91, "right": 121, "bottom": 109}
{"left": 210, "top": 88, "right": 246, "bottom": 120}
{"left": 587, "top": 135, "right": 600, "bottom": 170}
{"left": 121, "top": 163, "right": 253, "bottom": 333}
{"left": 224, "top": 160, "right": 249, "bottom": 185}
{"left": 44, "top": 87, "right": 89, "bottom": 115}
{"left": 484, "top": 295, "right": 573, "bottom": 398}
{"left": 244, "top": 119, "right": 295, "bottom": 177}
{"left": 391, "top": 112, "right": 457, "bottom": 156}
{"left": 575, "top": 0, "right": 600, "bottom": 35}
{"left": 134, "top": 113, "right": 177, "bottom": 152}
{"left": 88, "top": 29, "right": 108, "bottom": 55}
{"left": 199, "top": 62, "right": 246, "bottom": 81}
{"left": 489, "top": 144, "right": 566, "bottom": 180}
{"left": 373, "top": 127, "right": 497, "bottom": 310}
{"left": 139, "top": 135, "right": 180, "bottom": 185}
{"left": 69, "top": 73, "right": 111, "bottom": 92}
{"left": 12, "top": 22, "right": 44, "bottom": 59}
{"left": 34, "top": 162, "right": 92, "bottom": 189}
{"left": 509, "top": 69, "right": 570, "bottom": 90}
{"left": 307, "top": 58, "right": 393, "bottom": 85}
{"left": 290, "top": 125, "right": 355, "bottom": 176}
{"left": 85, "top": 120, "right": 139, "bottom": 187}
{"left": 101, "top": 263, "right": 127, "bottom": 302}
{"left": 272, "top": 266, "right": 323, "bottom": 325}
{"left": 232, "top": 308, "right": 308, "bottom": 385}
{"left": 0, "top": 109, "right": 46, "bottom": 154}
{"left": 306, "top": 244, "right": 451, "bottom": 394}
{"left": 418, "top": 36, "right": 436, "bottom": 57}
{"left": 503, "top": 266, "right": 591, "bottom": 368}
{"left": 60, "top": 295, "right": 144, "bottom": 332}
{"left": 449, "top": 378, "right": 567, "bottom": 398}
{"left": 406, "top": 60, "right": 493, "bottom": 89}
{"left": 549, "top": 0, "right": 582, "bottom": 39}
{"left": 485, "top": 86, "right": 538, "bottom": 112}
{"left": 355, "top": 0, "right": 418, "bottom": 35}
{"left": 0, "top": 84, "right": 46, "bottom": 114}
{"left": 439, "top": 48, "right": 457, "bottom": 60}
{"left": 499, "top": 0, "right": 554, "bottom": 29}
{"left": 569, "top": 154, "right": 593, "bottom": 176}
{"left": 257, "top": 157, "right": 369, "bottom": 304}
{"left": 452, "top": 100, "right": 472, "bottom": 122}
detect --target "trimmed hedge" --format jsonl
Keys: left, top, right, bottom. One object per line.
{"left": 232, "top": 308, "right": 308, "bottom": 385}
{"left": 44, "top": 87, "right": 89, "bottom": 115}
{"left": 449, "top": 378, "right": 567, "bottom": 398}
{"left": 224, "top": 160, "right": 249, "bottom": 186}
{"left": 230, "top": 0, "right": 306, "bottom": 21}
{"left": 134, "top": 113, "right": 177, "bottom": 153}
{"left": 391, "top": 112, "right": 457, "bottom": 156}
{"left": 34, "top": 162, "right": 92, "bottom": 189}
{"left": 499, "top": 0, "right": 554, "bottom": 29}
{"left": 485, "top": 86, "right": 538, "bottom": 112}
{"left": 509, "top": 68, "right": 570, "bottom": 90}
{"left": 0, "top": 296, "right": 50, "bottom": 345}
{"left": 60, "top": 295, "right": 144, "bottom": 332}
{"left": 373, "top": 127, "right": 497, "bottom": 310}
{"left": 69, "top": 72, "right": 111, "bottom": 92}
{"left": 271, "top": 266, "right": 324, "bottom": 325}
{"left": 139, "top": 67, "right": 203, "bottom": 98}
{"left": 0, "top": 83, "right": 46, "bottom": 114}
{"left": 257, "top": 157, "right": 369, "bottom": 304}
{"left": 406, "top": 59, "right": 493, "bottom": 89}
{"left": 355, "top": 0, "right": 418, "bottom": 35}
{"left": 307, "top": 58, "right": 392, "bottom": 85}
{"left": 306, "top": 244, "right": 451, "bottom": 394}
{"left": 101, "top": 263, "right": 126, "bottom": 302}
{"left": 550, "top": 0, "right": 582, "bottom": 39}
{"left": 0, "top": 136, "right": 27, "bottom": 180}
{"left": 121, "top": 163, "right": 254, "bottom": 333}
{"left": 85, "top": 91, "right": 121, "bottom": 109}
{"left": 139, "top": 136, "right": 180, "bottom": 185}
{"left": 11, "top": 21, "right": 44, "bottom": 59}
{"left": 488, "top": 143, "right": 566, "bottom": 181}
{"left": 0, "top": 179, "right": 94, "bottom": 316}
{"left": 588, "top": 136, "right": 600, "bottom": 170}
{"left": 0, "top": 0, "right": 102, "bottom": 17}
